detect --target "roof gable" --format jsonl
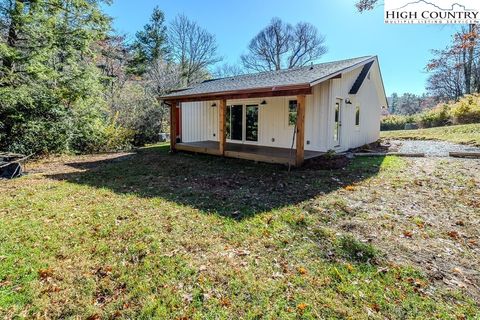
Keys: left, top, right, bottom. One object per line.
{"left": 349, "top": 61, "right": 374, "bottom": 95}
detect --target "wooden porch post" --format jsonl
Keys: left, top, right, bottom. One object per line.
{"left": 219, "top": 99, "right": 226, "bottom": 155}
{"left": 170, "top": 101, "right": 178, "bottom": 153}
{"left": 295, "top": 95, "right": 306, "bottom": 167}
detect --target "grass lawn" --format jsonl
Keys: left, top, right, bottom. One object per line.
{"left": 1, "top": 145, "right": 479, "bottom": 319}
{"left": 380, "top": 123, "right": 480, "bottom": 146}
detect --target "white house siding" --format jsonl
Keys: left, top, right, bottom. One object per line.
{"left": 181, "top": 94, "right": 328, "bottom": 151}
{"left": 327, "top": 61, "right": 384, "bottom": 151}
{"left": 180, "top": 59, "right": 384, "bottom": 152}
{"left": 181, "top": 101, "right": 219, "bottom": 142}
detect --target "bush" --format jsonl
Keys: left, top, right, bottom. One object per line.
{"left": 449, "top": 95, "right": 480, "bottom": 124}
{"left": 103, "top": 114, "right": 135, "bottom": 152}
{"left": 0, "top": 87, "right": 71, "bottom": 155}
{"left": 381, "top": 94, "right": 480, "bottom": 131}
{"left": 0, "top": 86, "right": 134, "bottom": 156}
{"left": 112, "top": 82, "right": 167, "bottom": 147}
{"left": 380, "top": 115, "right": 414, "bottom": 131}
{"left": 417, "top": 104, "right": 450, "bottom": 128}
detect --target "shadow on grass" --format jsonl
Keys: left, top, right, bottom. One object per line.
{"left": 46, "top": 145, "right": 385, "bottom": 219}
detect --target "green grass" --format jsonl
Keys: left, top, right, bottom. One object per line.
{"left": 380, "top": 123, "right": 480, "bottom": 146}
{"left": 0, "top": 145, "right": 478, "bottom": 319}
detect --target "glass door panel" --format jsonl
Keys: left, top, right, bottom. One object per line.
{"left": 245, "top": 105, "right": 258, "bottom": 142}
{"left": 227, "top": 105, "right": 243, "bottom": 141}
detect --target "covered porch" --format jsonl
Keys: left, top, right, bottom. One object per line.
{"left": 176, "top": 141, "right": 324, "bottom": 166}
{"left": 164, "top": 84, "right": 314, "bottom": 167}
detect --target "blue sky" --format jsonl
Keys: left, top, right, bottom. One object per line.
{"left": 104, "top": 0, "right": 462, "bottom": 96}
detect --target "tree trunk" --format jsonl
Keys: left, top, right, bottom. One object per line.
{"left": 464, "top": 24, "right": 476, "bottom": 95}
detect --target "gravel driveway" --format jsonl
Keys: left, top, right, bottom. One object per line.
{"left": 387, "top": 140, "right": 480, "bottom": 157}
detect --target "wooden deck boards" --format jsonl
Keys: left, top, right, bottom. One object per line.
{"left": 176, "top": 141, "right": 324, "bottom": 165}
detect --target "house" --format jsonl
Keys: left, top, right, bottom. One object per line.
{"left": 160, "top": 56, "right": 387, "bottom": 167}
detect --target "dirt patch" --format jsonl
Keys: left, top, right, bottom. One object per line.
{"left": 319, "top": 157, "right": 480, "bottom": 300}
{"left": 26, "top": 152, "right": 135, "bottom": 175}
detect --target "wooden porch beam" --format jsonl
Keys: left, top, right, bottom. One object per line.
{"left": 164, "top": 87, "right": 312, "bottom": 104}
{"left": 295, "top": 95, "right": 306, "bottom": 167}
{"left": 170, "top": 101, "right": 178, "bottom": 153}
{"left": 218, "top": 99, "right": 226, "bottom": 155}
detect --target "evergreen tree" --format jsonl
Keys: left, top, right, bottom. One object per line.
{"left": 0, "top": 0, "right": 115, "bottom": 154}
{"left": 128, "top": 6, "right": 168, "bottom": 76}
{"left": 389, "top": 92, "right": 398, "bottom": 114}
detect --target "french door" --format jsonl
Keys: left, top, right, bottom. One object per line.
{"left": 226, "top": 104, "right": 258, "bottom": 142}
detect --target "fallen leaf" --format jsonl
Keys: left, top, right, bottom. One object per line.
{"left": 38, "top": 268, "right": 53, "bottom": 280}
{"left": 447, "top": 231, "right": 460, "bottom": 239}
{"left": 416, "top": 221, "right": 425, "bottom": 229}
{"left": 220, "top": 297, "right": 231, "bottom": 307}
{"left": 297, "top": 266, "right": 308, "bottom": 275}
{"left": 235, "top": 249, "right": 250, "bottom": 256}
{"left": 452, "top": 267, "right": 463, "bottom": 275}
{"left": 403, "top": 231, "right": 413, "bottom": 238}
{"left": 346, "top": 263, "right": 355, "bottom": 273}
{"left": 297, "top": 303, "right": 308, "bottom": 312}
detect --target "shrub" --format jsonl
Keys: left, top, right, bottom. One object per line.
{"left": 0, "top": 87, "right": 71, "bottom": 155}
{"left": 103, "top": 114, "right": 135, "bottom": 152}
{"left": 381, "top": 94, "right": 480, "bottom": 131}
{"left": 0, "top": 86, "right": 134, "bottom": 156}
{"left": 449, "top": 95, "right": 480, "bottom": 124}
{"left": 417, "top": 104, "right": 450, "bottom": 128}
{"left": 380, "top": 115, "right": 414, "bottom": 131}
{"left": 112, "top": 82, "right": 167, "bottom": 147}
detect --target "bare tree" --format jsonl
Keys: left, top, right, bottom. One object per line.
{"left": 213, "top": 62, "right": 245, "bottom": 78}
{"left": 355, "top": 0, "right": 380, "bottom": 12}
{"left": 168, "top": 14, "right": 221, "bottom": 86}
{"left": 455, "top": 25, "right": 479, "bottom": 95}
{"left": 288, "top": 22, "right": 327, "bottom": 68}
{"left": 241, "top": 18, "right": 291, "bottom": 72}
{"left": 427, "top": 48, "right": 465, "bottom": 101}
{"left": 241, "top": 18, "right": 327, "bottom": 72}
{"left": 146, "top": 58, "right": 183, "bottom": 134}
{"left": 96, "top": 35, "right": 130, "bottom": 109}
{"left": 146, "top": 58, "right": 182, "bottom": 96}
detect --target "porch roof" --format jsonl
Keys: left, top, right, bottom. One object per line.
{"left": 161, "top": 56, "right": 376, "bottom": 102}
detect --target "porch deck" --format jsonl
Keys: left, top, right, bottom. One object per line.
{"left": 176, "top": 141, "right": 325, "bottom": 165}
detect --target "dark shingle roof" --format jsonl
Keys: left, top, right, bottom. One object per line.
{"left": 162, "top": 56, "right": 375, "bottom": 99}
